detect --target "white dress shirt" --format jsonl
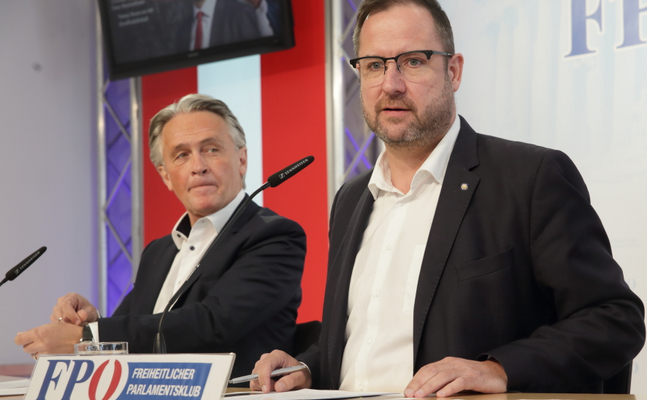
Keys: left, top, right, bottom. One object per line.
{"left": 191, "top": 0, "right": 217, "bottom": 50}
{"left": 339, "top": 116, "right": 461, "bottom": 392}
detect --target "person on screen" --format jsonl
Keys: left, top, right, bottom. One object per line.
{"left": 243, "top": 0, "right": 282, "bottom": 37}
{"left": 250, "top": 0, "right": 645, "bottom": 397}
{"left": 175, "top": 0, "right": 261, "bottom": 52}
{"left": 14, "top": 94, "right": 306, "bottom": 380}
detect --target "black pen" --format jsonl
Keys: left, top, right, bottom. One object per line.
{"left": 228, "top": 364, "right": 308, "bottom": 385}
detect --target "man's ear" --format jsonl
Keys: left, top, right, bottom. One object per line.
{"left": 448, "top": 53, "right": 464, "bottom": 92}
{"left": 157, "top": 164, "right": 174, "bottom": 191}
{"left": 238, "top": 146, "right": 248, "bottom": 179}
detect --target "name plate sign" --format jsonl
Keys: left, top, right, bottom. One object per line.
{"left": 26, "top": 353, "right": 235, "bottom": 400}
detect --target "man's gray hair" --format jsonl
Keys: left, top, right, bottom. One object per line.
{"left": 148, "top": 94, "right": 247, "bottom": 167}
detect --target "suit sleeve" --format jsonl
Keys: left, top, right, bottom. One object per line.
{"left": 97, "top": 214, "right": 306, "bottom": 354}
{"left": 485, "top": 150, "right": 645, "bottom": 392}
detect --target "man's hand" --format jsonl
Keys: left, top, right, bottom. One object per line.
{"left": 250, "top": 350, "right": 312, "bottom": 393}
{"left": 404, "top": 357, "right": 507, "bottom": 398}
{"left": 14, "top": 322, "right": 83, "bottom": 358}
{"left": 50, "top": 293, "right": 98, "bottom": 325}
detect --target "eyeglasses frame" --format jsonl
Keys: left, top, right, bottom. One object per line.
{"left": 349, "top": 50, "right": 454, "bottom": 76}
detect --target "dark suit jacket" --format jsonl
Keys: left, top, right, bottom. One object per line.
{"left": 174, "top": 0, "right": 261, "bottom": 53}
{"left": 265, "top": 0, "right": 282, "bottom": 36}
{"left": 98, "top": 199, "right": 306, "bottom": 379}
{"left": 300, "top": 117, "right": 645, "bottom": 393}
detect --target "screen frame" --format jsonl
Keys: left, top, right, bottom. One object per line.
{"left": 97, "top": 0, "right": 295, "bottom": 80}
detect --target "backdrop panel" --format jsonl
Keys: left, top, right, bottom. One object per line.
{"left": 199, "top": 56, "right": 264, "bottom": 204}
{"left": 442, "top": 0, "right": 647, "bottom": 391}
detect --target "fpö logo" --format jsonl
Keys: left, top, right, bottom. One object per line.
{"left": 30, "top": 359, "right": 211, "bottom": 400}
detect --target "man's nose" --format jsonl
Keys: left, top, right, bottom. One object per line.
{"left": 381, "top": 60, "right": 406, "bottom": 94}
{"left": 191, "top": 154, "right": 208, "bottom": 174}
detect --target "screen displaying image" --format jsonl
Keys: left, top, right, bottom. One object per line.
{"left": 98, "top": 0, "right": 294, "bottom": 79}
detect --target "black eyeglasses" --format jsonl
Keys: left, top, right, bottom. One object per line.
{"left": 349, "top": 50, "right": 453, "bottom": 85}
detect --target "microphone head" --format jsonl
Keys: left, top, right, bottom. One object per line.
{"left": 6, "top": 246, "right": 47, "bottom": 281}
{"left": 267, "top": 156, "right": 314, "bottom": 188}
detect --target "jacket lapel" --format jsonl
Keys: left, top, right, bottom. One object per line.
{"left": 170, "top": 196, "right": 258, "bottom": 309}
{"left": 328, "top": 183, "right": 375, "bottom": 388}
{"left": 136, "top": 241, "right": 177, "bottom": 314}
{"left": 412, "top": 117, "right": 481, "bottom": 360}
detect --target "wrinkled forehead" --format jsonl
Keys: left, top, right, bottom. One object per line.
{"left": 161, "top": 111, "right": 231, "bottom": 145}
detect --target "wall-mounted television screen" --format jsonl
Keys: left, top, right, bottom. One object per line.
{"left": 97, "top": 0, "right": 295, "bottom": 80}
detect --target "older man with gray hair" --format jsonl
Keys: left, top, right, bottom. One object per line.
{"left": 15, "top": 94, "right": 306, "bottom": 379}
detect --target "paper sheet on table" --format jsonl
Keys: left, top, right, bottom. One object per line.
{"left": 0, "top": 375, "right": 30, "bottom": 396}
{"left": 224, "top": 389, "right": 403, "bottom": 400}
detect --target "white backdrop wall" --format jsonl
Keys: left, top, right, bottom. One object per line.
{"left": 441, "top": 0, "right": 647, "bottom": 392}
{"left": 0, "top": 0, "right": 97, "bottom": 364}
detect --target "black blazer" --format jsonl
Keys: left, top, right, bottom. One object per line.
{"left": 98, "top": 199, "right": 306, "bottom": 379}
{"left": 300, "top": 116, "right": 645, "bottom": 393}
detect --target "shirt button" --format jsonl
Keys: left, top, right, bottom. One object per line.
{"left": 387, "top": 245, "right": 392, "bottom": 250}
{"left": 190, "top": 246, "right": 195, "bottom": 251}
{"left": 374, "top": 290, "right": 380, "bottom": 297}
{"left": 359, "top": 385, "right": 364, "bottom": 391}
{"left": 366, "top": 338, "right": 372, "bottom": 344}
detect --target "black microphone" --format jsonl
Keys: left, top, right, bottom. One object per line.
{"left": 267, "top": 156, "right": 315, "bottom": 188}
{"left": 0, "top": 246, "right": 47, "bottom": 288}
{"left": 153, "top": 156, "right": 315, "bottom": 353}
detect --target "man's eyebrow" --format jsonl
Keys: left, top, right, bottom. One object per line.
{"left": 171, "top": 137, "right": 222, "bottom": 153}
{"left": 170, "top": 141, "right": 189, "bottom": 154}
{"left": 199, "top": 137, "right": 222, "bottom": 146}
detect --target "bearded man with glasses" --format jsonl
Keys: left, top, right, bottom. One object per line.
{"left": 251, "top": 0, "right": 645, "bottom": 397}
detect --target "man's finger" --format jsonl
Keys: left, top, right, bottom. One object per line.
{"left": 406, "top": 358, "right": 507, "bottom": 398}
{"left": 250, "top": 378, "right": 274, "bottom": 392}
{"left": 60, "top": 303, "right": 83, "bottom": 324}
{"left": 406, "top": 367, "right": 456, "bottom": 398}
{"left": 77, "top": 309, "right": 90, "bottom": 323}
{"left": 84, "top": 305, "right": 100, "bottom": 322}
{"left": 404, "top": 363, "right": 441, "bottom": 397}
{"left": 14, "top": 331, "right": 30, "bottom": 346}
{"left": 252, "top": 351, "right": 288, "bottom": 392}
{"left": 274, "top": 371, "right": 307, "bottom": 393}
{"left": 23, "top": 341, "right": 39, "bottom": 353}
{"left": 16, "top": 332, "right": 38, "bottom": 354}
{"left": 435, "top": 376, "right": 467, "bottom": 398}
{"left": 251, "top": 350, "right": 309, "bottom": 393}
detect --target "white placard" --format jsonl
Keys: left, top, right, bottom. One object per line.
{"left": 25, "top": 353, "right": 235, "bottom": 400}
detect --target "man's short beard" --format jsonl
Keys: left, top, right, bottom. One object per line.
{"left": 364, "top": 76, "right": 455, "bottom": 150}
